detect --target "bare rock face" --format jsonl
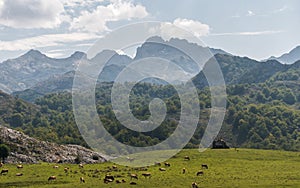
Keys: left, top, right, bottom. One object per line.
{"left": 0, "top": 125, "right": 108, "bottom": 164}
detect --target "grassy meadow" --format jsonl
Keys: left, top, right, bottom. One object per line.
{"left": 0, "top": 149, "right": 299, "bottom": 188}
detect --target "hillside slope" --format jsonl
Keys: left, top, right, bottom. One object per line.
{"left": 0, "top": 125, "right": 107, "bottom": 164}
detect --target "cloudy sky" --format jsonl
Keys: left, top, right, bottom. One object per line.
{"left": 0, "top": 0, "right": 299, "bottom": 62}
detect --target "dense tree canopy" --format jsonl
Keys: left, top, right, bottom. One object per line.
{"left": 0, "top": 79, "right": 299, "bottom": 153}
{"left": 0, "top": 144, "right": 10, "bottom": 162}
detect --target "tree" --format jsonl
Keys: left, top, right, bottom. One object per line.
{"left": 283, "top": 91, "right": 296, "bottom": 105}
{"left": 10, "top": 113, "right": 23, "bottom": 127}
{"left": 0, "top": 144, "right": 10, "bottom": 163}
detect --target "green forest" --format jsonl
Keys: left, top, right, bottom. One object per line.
{"left": 1, "top": 74, "right": 299, "bottom": 153}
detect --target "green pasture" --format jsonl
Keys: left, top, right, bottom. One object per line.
{"left": 0, "top": 149, "right": 299, "bottom": 188}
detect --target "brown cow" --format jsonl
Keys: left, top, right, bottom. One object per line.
{"left": 104, "top": 178, "right": 113, "bottom": 184}
{"left": 112, "top": 165, "right": 118, "bottom": 170}
{"left": 104, "top": 174, "right": 114, "bottom": 183}
{"left": 192, "top": 182, "right": 199, "bottom": 188}
{"left": 17, "top": 165, "right": 23, "bottom": 169}
{"left": 116, "top": 180, "right": 121, "bottom": 184}
{"left": 80, "top": 177, "right": 85, "bottom": 183}
{"left": 0, "top": 169, "right": 8, "bottom": 174}
{"left": 126, "top": 157, "right": 134, "bottom": 162}
{"left": 196, "top": 171, "right": 204, "bottom": 176}
{"left": 201, "top": 164, "right": 208, "bottom": 169}
{"left": 64, "top": 167, "right": 69, "bottom": 173}
{"left": 142, "top": 172, "right": 151, "bottom": 178}
{"left": 130, "top": 173, "right": 138, "bottom": 180}
{"left": 48, "top": 176, "right": 56, "bottom": 181}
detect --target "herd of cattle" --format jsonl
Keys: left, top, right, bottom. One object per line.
{"left": 0, "top": 156, "right": 209, "bottom": 187}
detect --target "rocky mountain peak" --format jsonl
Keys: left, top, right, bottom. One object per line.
{"left": 21, "top": 49, "right": 46, "bottom": 59}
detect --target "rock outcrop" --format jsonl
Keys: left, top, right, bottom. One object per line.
{"left": 0, "top": 125, "right": 108, "bottom": 164}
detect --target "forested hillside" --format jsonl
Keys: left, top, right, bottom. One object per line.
{"left": 1, "top": 40, "right": 299, "bottom": 153}
{"left": 1, "top": 79, "right": 299, "bottom": 152}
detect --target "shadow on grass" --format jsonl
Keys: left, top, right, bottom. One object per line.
{"left": 0, "top": 180, "right": 70, "bottom": 187}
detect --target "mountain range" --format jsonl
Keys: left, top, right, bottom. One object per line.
{"left": 0, "top": 36, "right": 299, "bottom": 102}
{"left": 0, "top": 37, "right": 299, "bottom": 154}
{"left": 268, "top": 46, "right": 300, "bottom": 64}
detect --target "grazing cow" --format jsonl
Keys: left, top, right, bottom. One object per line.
{"left": 154, "top": 162, "right": 161, "bottom": 166}
{"left": 130, "top": 173, "right": 138, "bottom": 180}
{"left": 0, "top": 162, "right": 3, "bottom": 167}
{"left": 142, "top": 172, "right": 151, "bottom": 178}
{"left": 48, "top": 176, "right": 56, "bottom": 181}
{"left": 182, "top": 168, "right": 186, "bottom": 174}
{"left": 184, "top": 156, "right": 190, "bottom": 160}
{"left": 16, "top": 173, "right": 23, "bottom": 176}
{"left": 196, "top": 171, "right": 204, "bottom": 176}
{"left": 164, "top": 162, "right": 171, "bottom": 167}
{"left": 79, "top": 164, "right": 84, "bottom": 168}
{"left": 192, "top": 182, "right": 198, "bottom": 188}
{"left": 104, "top": 178, "right": 113, "bottom": 184}
{"left": 0, "top": 169, "right": 8, "bottom": 174}
{"left": 116, "top": 180, "right": 121, "bottom": 184}
{"left": 64, "top": 167, "right": 69, "bottom": 173}
{"left": 126, "top": 157, "right": 134, "bottom": 162}
{"left": 130, "top": 182, "right": 137, "bottom": 185}
{"left": 122, "top": 179, "right": 126, "bottom": 183}
{"left": 53, "top": 165, "right": 59, "bottom": 169}
{"left": 159, "top": 168, "right": 166, "bottom": 171}
{"left": 201, "top": 164, "right": 208, "bottom": 169}
{"left": 80, "top": 177, "right": 85, "bottom": 183}
{"left": 17, "top": 165, "right": 23, "bottom": 169}
{"left": 104, "top": 175, "right": 115, "bottom": 183}
{"left": 112, "top": 165, "right": 117, "bottom": 169}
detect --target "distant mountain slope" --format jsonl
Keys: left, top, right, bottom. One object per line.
{"left": 0, "top": 90, "right": 37, "bottom": 126}
{"left": 135, "top": 36, "right": 230, "bottom": 75}
{"left": 270, "top": 60, "right": 300, "bottom": 82}
{"left": 0, "top": 125, "right": 107, "bottom": 164}
{"left": 0, "top": 90, "right": 86, "bottom": 146}
{"left": 9, "top": 37, "right": 232, "bottom": 101}
{"left": 12, "top": 71, "right": 77, "bottom": 102}
{"left": 193, "top": 54, "right": 286, "bottom": 88}
{"left": 0, "top": 50, "right": 85, "bottom": 93}
{"left": 14, "top": 53, "right": 299, "bottom": 102}
{"left": 269, "top": 46, "right": 300, "bottom": 64}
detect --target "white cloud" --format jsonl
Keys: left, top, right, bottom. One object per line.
{"left": 0, "top": 0, "right": 149, "bottom": 32}
{"left": 152, "top": 18, "right": 209, "bottom": 41}
{"left": 273, "top": 5, "right": 289, "bottom": 13}
{"left": 0, "top": 0, "right": 65, "bottom": 29}
{"left": 70, "top": 0, "right": 148, "bottom": 33}
{"left": 211, "top": 30, "right": 284, "bottom": 36}
{"left": 61, "top": 0, "right": 105, "bottom": 8}
{"left": 247, "top": 10, "right": 255, "bottom": 16}
{"left": 44, "top": 52, "right": 66, "bottom": 58}
{"left": 173, "top": 18, "right": 210, "bottom": 37}
{"left": 0, "top": 33, "right": 99, "bottom": 51}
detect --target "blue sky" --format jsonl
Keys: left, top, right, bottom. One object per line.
{"left": 0, "top": 0, "right": 299, "bottom": 62}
